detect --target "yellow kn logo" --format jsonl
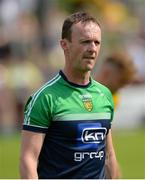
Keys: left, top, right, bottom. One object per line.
{"left": 83, "top": 99, "right": 93, "bottom": 112}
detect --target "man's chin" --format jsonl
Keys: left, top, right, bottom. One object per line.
{"left": 81, "top": 66, "right": 93, "bottom": 73}
{"left": 85, "top": 65, "right": 94, "bottom": 71}
{"left": 77, "top": 64, "right": 94, "bottom": 73}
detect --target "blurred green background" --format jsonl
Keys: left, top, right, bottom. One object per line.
{"left": 0, "top": 129, "right": 145, "bottom": 179}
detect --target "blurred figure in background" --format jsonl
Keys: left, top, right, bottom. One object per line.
{"left": 0, "top": 44, "right": 17, "bottom": 134}
{"left": 94, "top": 52, "right": 136, "bottom": 177}
{"left": 95, "top": 52, "right": 137, "bottom": 107}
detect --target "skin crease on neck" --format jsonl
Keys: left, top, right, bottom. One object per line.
{"left": 60, "top": 21, "right": 101, "bottom": 85}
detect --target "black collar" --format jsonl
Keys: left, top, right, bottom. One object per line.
{"left": 59, "top": 70, "right": 91, "bottom": 88}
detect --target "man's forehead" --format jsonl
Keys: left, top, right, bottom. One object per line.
{"left": 72, "top": 21, "right": 100, "bottom": 30}
{"left": 71, "top": 21, "right": 101, "bottom": 37}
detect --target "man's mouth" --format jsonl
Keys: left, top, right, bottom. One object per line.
{"left": 83, "top": 56, "right": 95, "bottom": 59}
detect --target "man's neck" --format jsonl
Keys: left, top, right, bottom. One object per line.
{"left": 62, "top": 69, "right": 91, "bottom": 86}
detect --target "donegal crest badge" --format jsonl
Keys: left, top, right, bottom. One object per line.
{"left": 80, "top": 94, "right": 93, "bottom": 112}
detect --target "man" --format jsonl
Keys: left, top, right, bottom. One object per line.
{"left": 95, "top": 52, "right": 136, "bottom": 107}
{"left": 20, "top": 11, "right": 120, "bottom": 179}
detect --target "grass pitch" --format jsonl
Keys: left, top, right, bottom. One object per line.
{"left": 113, "top": 129, "right": 145, "bottom": 179}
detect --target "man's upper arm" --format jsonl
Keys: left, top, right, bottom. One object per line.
{"left": 106, "top": 129, "right": 117, "bottom": 160}
{"left": 19, "top": 130, "right": 46, "bottom": 178}
{"left": 106, "top": 129, "right": 114, "bottom": 152}
{"left": 105, "top": 129, "right": 121, "bottom": 178}
{"left": 20, "top": 130, "right": 45, "bottom": 160}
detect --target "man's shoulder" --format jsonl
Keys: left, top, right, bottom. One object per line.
{"left": 92, "top": 79, "right": 114, "bottom": 106}
{"left": 92, "top": 79, "right": 112, "bottom": 96}
{"left": 36, "top": 73, "right": 62, "bottom": 95}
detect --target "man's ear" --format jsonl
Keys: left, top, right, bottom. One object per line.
{"left": 60, "top": 39, "right": 69, "bottom": 50}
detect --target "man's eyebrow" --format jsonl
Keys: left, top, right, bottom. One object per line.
{"left": 79, "top": 39, "right": 101, "bottom": 43}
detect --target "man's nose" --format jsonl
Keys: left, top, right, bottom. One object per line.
{"left": 88, "top": 42, "right": 97, "bottom": 52}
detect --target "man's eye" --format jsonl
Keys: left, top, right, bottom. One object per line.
{"left": 82, "top": 40, "right": 90, "bottom": 44}
{"left": 95, "top": 41, "right": 100, "bottom": 45}
{"left": 81, "top": 40, "right": 100, "bottom": 45}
